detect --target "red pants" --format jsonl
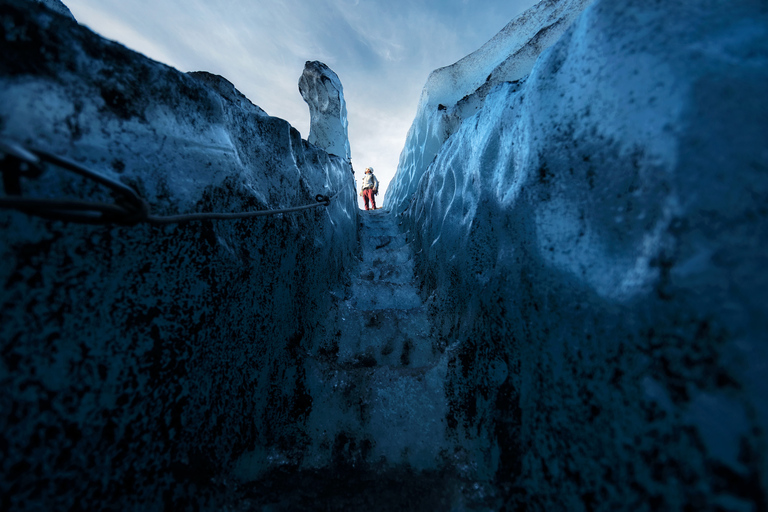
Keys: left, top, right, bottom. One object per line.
{"left": 363, "top": 188, "right": 377, "bottom": 210}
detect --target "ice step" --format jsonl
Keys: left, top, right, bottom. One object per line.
{"left": 304, "top": 360, "right": 449, "bottom": 468}
{"left": 357, "top": 258, "right": 416, "bottom": 284}
{"left": 349, "top": 280, "right": 423, "bottom": 310}
{"left": 361, "top": 234, "right": 407, "bottom": 254}
{"left": 333, "top": 306, "right": 435, "bottom": 368}
{"left": 299, "top": 210, "right": 451, "bottom": 472}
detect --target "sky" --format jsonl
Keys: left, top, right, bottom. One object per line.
{"left": 62, "top": 0, "right": 538, "bottom": 206}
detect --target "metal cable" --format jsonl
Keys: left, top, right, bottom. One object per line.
{"left": 145, "top": 191, "right": 339, "bottom": 225}
{"left": 0, "top": 138, "right": 348, "bottom": 226}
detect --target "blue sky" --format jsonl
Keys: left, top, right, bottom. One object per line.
{"left": 63, "top": 0, "right": 538, "bottom": 202}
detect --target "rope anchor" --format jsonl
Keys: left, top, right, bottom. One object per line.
{"left": 0, "top": 138, "right": 344, "bottom": 226}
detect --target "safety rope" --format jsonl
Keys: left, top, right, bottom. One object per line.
{"left": 0, "top": 138, "right": 344, "bottom": 226}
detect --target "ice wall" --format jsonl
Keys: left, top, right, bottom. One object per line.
{"left": 0, "top": 0, "right": 357, "bottom": 509}
{"left": 391, "top": 0, "right": 768, "bottom": 509}
{"left": 299, "top": 60, "right": 352, "bottom": 163}
{"left": 384, "top": 0, "right": 594, "bottom": 214}
{"left": 23, "top": 0, "right": 73, "bottom": 19}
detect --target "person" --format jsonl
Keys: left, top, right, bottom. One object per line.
{"left": 360, "top": 167, "right": 379, "bottom": 210}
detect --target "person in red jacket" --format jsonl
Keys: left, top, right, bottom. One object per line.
{"left": 360, "top": 167, "right": 379, "bottom": 210}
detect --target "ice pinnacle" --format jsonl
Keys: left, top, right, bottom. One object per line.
{"left": 299, "top": 61, "right": 351, "bottom": 164}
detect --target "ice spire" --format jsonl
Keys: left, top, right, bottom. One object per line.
{"left": 298, "top": 61, "right": 351, "bottom": 164}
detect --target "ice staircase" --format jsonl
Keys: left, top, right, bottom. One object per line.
{"left": 304, "top": 209, "right": 451, "bottom": 470}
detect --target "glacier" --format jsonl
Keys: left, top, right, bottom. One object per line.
{"left": 384, "top": 0, "right": 595, "bottom": 215}
{"left": 25, "top": 0, "right": 72, "bottom": 19}
{"left": 387, "top": 0, "right": 768, "bottom": 509}
{"left": 299, "top": 60, "right": 352, "bottom": 164}
{"left": 0, "top": 0, "right": 358, "bottom": 509}
{"left": 2, "top": 0, "right": 768, "bottom": 510}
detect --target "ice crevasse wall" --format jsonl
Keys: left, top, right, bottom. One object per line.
{"left": 386, "top": 0, "right": 768, "bottom": 509}
{"left": 1, "top": 0, "right": 768, "bottom": 509}
{"left": 0, "top": 0, "right": 358, "bottom": 509}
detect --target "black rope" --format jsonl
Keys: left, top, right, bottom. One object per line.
{"left": 0, "top": 138, "right": 346, "bottom": 226}
{"left": 145, "top": 192, "right": 337, "bottom": 225}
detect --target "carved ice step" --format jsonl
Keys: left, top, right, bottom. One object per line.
{"left": 360, "top": 233, "right": 408, "bottom": 253}
{"left": 303, "top": 360, "right": 449, "bottom": 468}
{"left": 349, "top": 280, "right": 423, "bottom": 310}
{"left": 357, "top": 258, "right": 416, "bottom": 284}
{"left": 334, "top": 306, "right": 434, "bottom": 368}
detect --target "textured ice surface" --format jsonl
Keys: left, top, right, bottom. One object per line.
{"left": 4, "top": 0, "right": 768, "bottom": 508}
{"left": 299, "top": 60, "right": 352, "bottom": 163}
{"left": 24, "top": 0, "right": 73, "bottom": 19}
{"left": 388, "top": 0, "right": 768, "bottom": 508}
{"left": 235, "top": 211, "right": 457, "bottom": 483}
{"left": 0, "top": 1, "right": 357, "bottom": 509}
{"left": 384, "top": 0, "right": 594, "bottom": 214}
